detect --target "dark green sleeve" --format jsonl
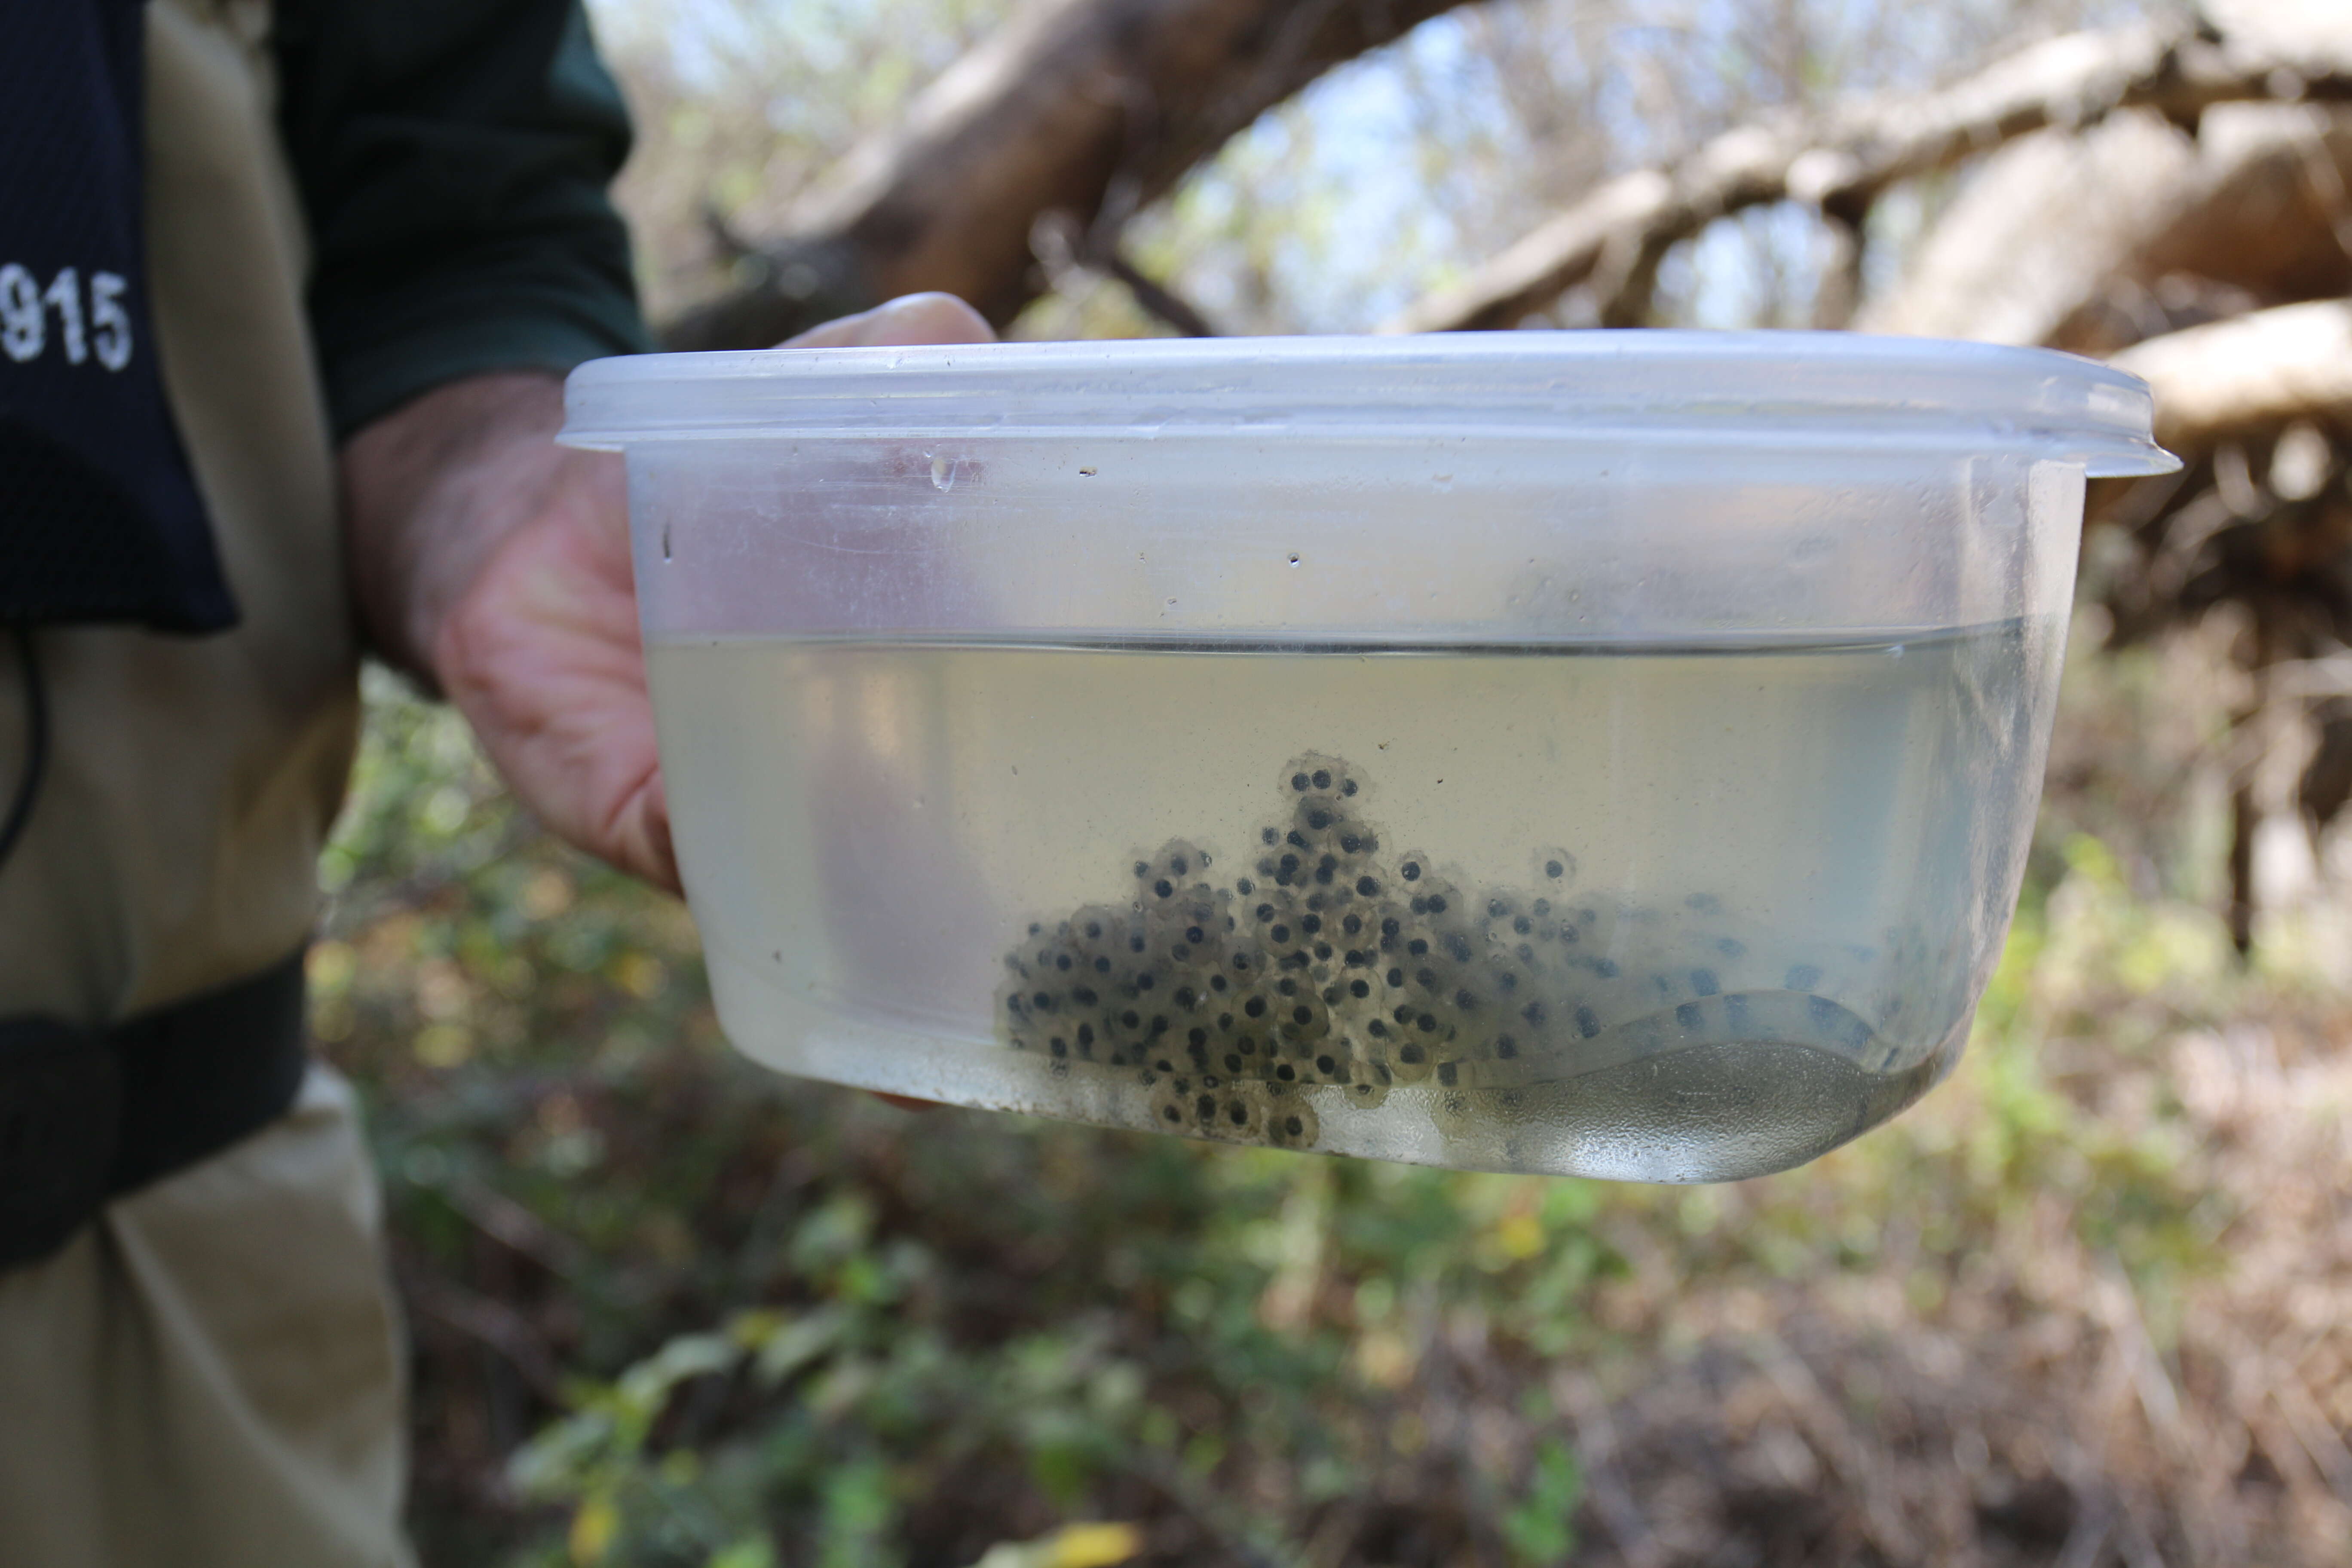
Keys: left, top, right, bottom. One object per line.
{"left": 272, "top": 0, "right": 652, "bottom": 440}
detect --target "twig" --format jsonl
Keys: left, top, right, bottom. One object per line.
{"left": 1031, "top": 208, "right": 1223, "bottom": 337}
{"left": 2094, "top": 1256, "right": 2188, "bottom": 1458}
{"left": 441, "top": 1173, "right": 594, "bottom": 1283}
{"left": 1555, "top": 1370, "right": 1663, "bottom": 1568}
{"left": 1099, "top": 251, "right": 1221, "bottom": 337}
{"left": 402, "top": 1269, "right": 568, "bottom": 1402}
{"left": 2272, "top": 1373, "right": 2352, "bottom": 1514}
{"left": 1751, "top": 1335, "right": 1917, "bottom": 1562}
{"left": 2053, "top": 1491, "right": 2114, "bottom": 1568}
{"left": 1127, "top": 1449, "right": 1291, "bottom": 1568}
{"left": 1810, "top": 213, "right": 1866, "bottom": 330}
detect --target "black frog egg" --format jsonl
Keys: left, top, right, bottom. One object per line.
{"left": 1396, "top": 903, "right": 1477, "bottom": 990}
{"left": 1366, "top": 976, "right": 1455, "bottom": 1084}
{"left": 1378, "top": 1035, "right": 1439, "bottom": 1086}
{"left": 1144, "top": 886, "right": 1231, "bottom": 970}
{"left": 1281, "top": 752, "right": 1363, "bottom": 809}
{"left": 1280, "top": 1000, "right": 1359, "bottom": 1081}
{"left": 1296, "top": 846, "right": 1349, "bottom": 891}
{"left": 1274, "top": 986, "right": 1335, "bottom": 1047}
{"left": 1147, "top": 1074, "right": 1268, "bottom": 1142}
{"left": 1001, "top": 997, "right": 1042, "bottom": 1054}
{"left": 1219, "top": 939, "right": 1273, "bottom": 1002}
{"left": 1111, "top": 957, "right": 1179, "bottom": 1034}
{"left": 1207, "top": 1079, "right": 1269, "bottom": 1141}
{"left": 1485, "top": 891, "right": 1565, "bottom": 956}
{"left": 1394, "top": 862, "right": 1472, "bottom": 948}
{"left": 1210, "top": 1020, "right": 1265, "bottom": 1078}
{"left": 1315, "top": 815, "right": 1381, "bottom": 869}
{"left": 1261, "top": 1081, "right": 1321, "bottom": 1150}
{"left": 1065, "top": 904, "right": 1134, "bottom": 969}
{"left": 1437, "top": 1007, "right": 1543, "bottom": 1084}
{"left": 1532, "top": 848, "right": 1578, "bottom": 889}
{"left": 1427, "top": 1081, "right": 1512, "bottom": 1145}
{"left": 1134, "top": 838, "right": 1215, "bottom": 906}
{"left": 1225, "top": 1019, "right": 1280, "bottom": 1081}
{"left": 1331, "top": 946, "right": 1388, "bottom": 1011}
{"left": 1415, "top": 990, "right": 1499, "bottom": 1081}
{"left": 1163, "top": 971, "right": 1217, "bottom": 1022}
{"left": 1177, "top": 1020, "right": 1217, "bottom": 1072}
{"left": 1229, "top": 981, "right": 1293, "bottom": 1060}
{"left": 1145, "top": 1073, "right": 1201, "bottom": 1133}
{"left": 1336, "top": 1054, "right": 1393, "bottom": 1110}
{"left": 1501, "top": 923, "right": 1576, "bottom": 1003}
{"left": 1284, "top": 799, "right": 1377, "bottom": 873}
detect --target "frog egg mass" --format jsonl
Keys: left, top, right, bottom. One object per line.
{"left": 992, "top": 752, "right": 1943, "bottom": 1171}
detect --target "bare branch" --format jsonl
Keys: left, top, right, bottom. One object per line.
{"left": 1863, "top": 104, "right": 2352, "bottom": 351}
{"left": 1384, "top": 21, "right": 2352, "bottom": 336}
{"left": 1099, "top": 251, "right": 1223, "bottom": 337}
{"left": 662, "top": 0, "right": 1472, "bottom": 350}
{"left": 1811, "top": 214, "right": 1865, "bottom": 330}
{"left": 1031, "top": 208, "right": 1223, "bottom": 335}
{"left": 2111, "top": 298, "right": 2352, "bottom": 455}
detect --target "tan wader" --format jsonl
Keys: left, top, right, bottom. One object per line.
{"left": 0, "top": 1071, "right": 406, "bottom": 1567}
{"left": 0, "top": 2, "right": 406, "bottom": 1563}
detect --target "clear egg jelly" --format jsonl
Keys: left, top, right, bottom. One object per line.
{"left": 648, "top": 619, "right": 2060, "bottom": 1181}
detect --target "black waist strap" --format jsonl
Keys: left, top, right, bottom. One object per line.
{"left": 0, "top": 948, "right": 309, "bottom": 1271}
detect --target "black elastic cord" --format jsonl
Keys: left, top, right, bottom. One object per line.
{"left": 0, "top": 625, "right": 49, "bottom": 874}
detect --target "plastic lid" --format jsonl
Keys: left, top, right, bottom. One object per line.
{"left": 563, "top": 330, "right": 2178, "bottom": 477}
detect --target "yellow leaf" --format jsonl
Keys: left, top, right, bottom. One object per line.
{"left": 1496, "top": 1212, "right": 1544, "bottom": 1261}
{"left": 1044, "top": 1521, "right": 1145, "bottom": 1568}
{"left": 614, "top": 952, "right": 668, "bottom": 1000}
{"left": 570, "top": 1493, "right": 620, "bottom": 1566}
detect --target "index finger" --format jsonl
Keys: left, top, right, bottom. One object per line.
{"left": 778, "top": 293, "right": 997, "bottom": 350}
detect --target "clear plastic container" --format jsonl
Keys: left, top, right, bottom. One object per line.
{"left": 563, "top": 332, "right": 2174, "bottom": 1181}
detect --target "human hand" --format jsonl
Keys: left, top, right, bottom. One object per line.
{"left": 340, "top": 294, "right": 997, "bottom": 893}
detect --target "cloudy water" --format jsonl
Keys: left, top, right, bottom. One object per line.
{"left": 648, "top": 619, "right": 2061, "bottom": 1180}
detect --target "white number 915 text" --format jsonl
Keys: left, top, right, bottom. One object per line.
{"left": 1, "top": 264, "right": 134, "bottom": 372}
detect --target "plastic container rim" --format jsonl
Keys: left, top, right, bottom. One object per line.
{"left": 561, "top": 328, "right": 2180, "bottom": 478}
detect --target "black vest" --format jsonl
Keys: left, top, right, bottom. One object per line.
{"left": 0, "top": 2, "right": 309, "bottom": 1275}
{"left": 0, "top": 0, "right": 237, "bottom": 634}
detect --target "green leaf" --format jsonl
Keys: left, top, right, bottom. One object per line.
{"left": 1501, "top": 1437, "right": 1581, "bottom": 1565}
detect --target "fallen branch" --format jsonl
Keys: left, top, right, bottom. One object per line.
{"left": 2110, "top": 298, "right": 2352, "bottom": 453}
{"left": 663, "top": 0, "right": 1471, "bottom": 349}
{"left": 1384, "top": 20, "right": 2352, "bottom": 334}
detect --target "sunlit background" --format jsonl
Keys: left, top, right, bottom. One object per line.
{"left": 318, "top": 1, "right": 2352, "bottom": 1563}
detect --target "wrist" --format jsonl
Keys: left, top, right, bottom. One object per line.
{"left": 338, "top": 372, "right": 572, "bottom": 689}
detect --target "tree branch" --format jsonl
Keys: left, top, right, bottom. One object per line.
{"left": 1384, "top": 21, "right": 2352, "bottom": 335}
{"left": 2110, "top": 298, "right": 2352, "bottom": 455}
{"left": 662, "top": 0, "right": 1472, "bottom": 349}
